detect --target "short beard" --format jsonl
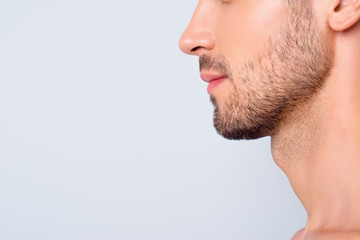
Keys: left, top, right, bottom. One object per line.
{"left": 203, "top": 2, "right": 333, "bottom": 140}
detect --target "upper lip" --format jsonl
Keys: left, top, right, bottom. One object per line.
{"left": 200, "top": 72, "right": 226, "bottom": 83}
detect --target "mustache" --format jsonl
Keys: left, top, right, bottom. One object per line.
{"left": 199, "top": 55, "right": 231, "bottom": 77}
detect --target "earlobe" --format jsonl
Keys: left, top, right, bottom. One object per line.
{"left": 329, "top": 0, "right": 360, "bottom": 31}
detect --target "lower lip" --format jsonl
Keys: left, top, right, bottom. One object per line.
{"left": 207, "top": 77, "right": 226, "bottom": 93}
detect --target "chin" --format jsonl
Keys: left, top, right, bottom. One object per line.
{"left": 215, "top": 124, "right": 272, "bottom": 140}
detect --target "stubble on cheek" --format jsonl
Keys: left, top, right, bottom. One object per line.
{"left": 209, "top": 4, "right": 333, "bottom": 140}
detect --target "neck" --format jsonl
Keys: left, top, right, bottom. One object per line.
{"left": 271, "top": 36, "right": 360, "bottom": 234}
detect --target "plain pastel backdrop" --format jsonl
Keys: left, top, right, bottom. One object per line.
{"left": 0, "top": 1, "right": 306, "bottom": 239}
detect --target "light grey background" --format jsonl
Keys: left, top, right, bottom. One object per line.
{"left": 0, "top": 1, "right": 306, "bottom": 239}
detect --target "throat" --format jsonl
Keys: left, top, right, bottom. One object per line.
{"left": 271, "top": 90, "right": 324, "bottom": 172}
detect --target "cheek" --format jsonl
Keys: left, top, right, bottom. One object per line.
{"left": 216, "top": 0, "right": 286, "bottom": 66}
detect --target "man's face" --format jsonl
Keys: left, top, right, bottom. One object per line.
{"left": 179, "top": 0, "right": 333, "bottom": 140}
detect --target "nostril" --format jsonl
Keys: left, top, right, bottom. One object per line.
{"left": 191, "top": 46, "right": 201, "bottom": 52}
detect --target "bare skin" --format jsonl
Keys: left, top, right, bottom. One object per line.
{"left": 179, "top": 0, "right": 360, "bottom": 239}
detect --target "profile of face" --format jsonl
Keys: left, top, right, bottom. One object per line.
{"left": 179, "top": 0, "right": 333, "bottom": 140}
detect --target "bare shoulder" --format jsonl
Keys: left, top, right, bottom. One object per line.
{"left": 303, "top": 231, "right": 360, "bottom": 240}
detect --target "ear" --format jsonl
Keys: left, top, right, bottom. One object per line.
{"left": 329, "top": 0, "right": 360, "bottom": 31}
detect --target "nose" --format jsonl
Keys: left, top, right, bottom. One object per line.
{"left": 179, "top": 2, "right": 215, "bottom": 56}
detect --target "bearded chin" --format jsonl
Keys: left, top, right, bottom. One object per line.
{"left": 207, "top": 1, "right": 333, "bottom": 141}
{"left": 211, "top": 96, "right": 277, "bottom": 140}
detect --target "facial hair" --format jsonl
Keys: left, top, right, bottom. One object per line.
{"left": 200, "top": 2, "right": 333, "bottom": 140}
